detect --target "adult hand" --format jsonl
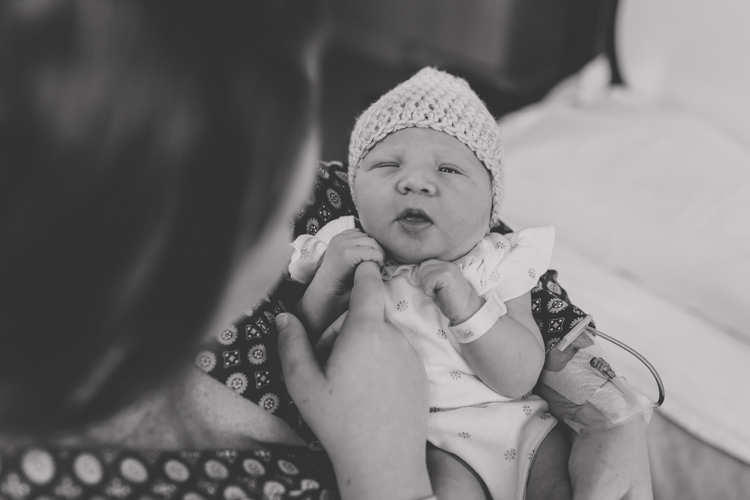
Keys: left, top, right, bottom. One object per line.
{"left": 569, "top": 417, "right": 653, "bottom": 500}
{"left": 277, "top": 262, "right": 433, "bottom": 500}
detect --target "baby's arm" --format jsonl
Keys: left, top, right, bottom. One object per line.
{"left": 417, "top": 260, "right": 545, "bottom": 398}
{"left": 461, "top": 291, "right": 545, "bottom": 397}
{"left": 295, "top": 229, "right": 384, "bottom": 341}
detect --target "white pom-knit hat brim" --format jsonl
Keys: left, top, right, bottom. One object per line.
{"left": 348, "top": 67, "right": 503, "bottom": 228}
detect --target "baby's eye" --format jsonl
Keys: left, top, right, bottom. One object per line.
{"left": 438, "top": 165, "right": 461, "bottom": 174}
{"left": 373, "top": 162, "right": 399, "bottom": 169}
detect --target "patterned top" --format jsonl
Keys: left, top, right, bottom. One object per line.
{"left": 0, "top": 444, "right": 336, "bottom": 499}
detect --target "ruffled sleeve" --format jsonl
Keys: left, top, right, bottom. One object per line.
{"left": 456, "top": 226, "right": 555, "bottom": 302}
{"left": 287, "top": 215, "right": 357, "bottom": 284}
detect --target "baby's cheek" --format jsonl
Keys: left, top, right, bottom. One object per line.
{"left": 353, "top": 193, "right": 385, "bottom": 237}
{"left": 355, "top": 213, "right": 378, "bottom": 245}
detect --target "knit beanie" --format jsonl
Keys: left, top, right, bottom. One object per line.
{"left": 348, "top": 67, "right": 503, "bottom": 228}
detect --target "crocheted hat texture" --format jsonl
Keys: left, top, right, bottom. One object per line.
{"left": 348, "top": 66, "right": 503, "bottom": 227}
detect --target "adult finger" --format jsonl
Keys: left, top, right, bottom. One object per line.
{"left": 314, "top": 311, "right": 347, "bottom": 364}
{"left": 346, "top": 261, "right": 386, "bottom": 323}
{"left": 276, "top": 313, "right": 325, "bottom": 399}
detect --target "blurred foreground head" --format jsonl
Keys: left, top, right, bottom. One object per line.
{"left": 0, "top": 0, "right": 322, "bottom": 434}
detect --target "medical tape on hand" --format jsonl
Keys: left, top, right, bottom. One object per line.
{"left": 449, "top": 291, "right": 507, "bottom": 343}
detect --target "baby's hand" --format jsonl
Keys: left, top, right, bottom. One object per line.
{"left": 416, "top": 260, "right": 483, "bottom": 324}
{"left": 317, "top": 229, "right": 385, "bottom": 296}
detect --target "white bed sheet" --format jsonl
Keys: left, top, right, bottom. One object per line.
{"left": 496, "top": 66, "right": 750, "bottom": 463}
{"left": 498, "top": 81, "right": 750, "bottom": 345}
{"left": 547, "top": 238, "right": 750, "bottom": 464}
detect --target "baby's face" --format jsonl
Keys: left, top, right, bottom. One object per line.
{"left": 353, "top": 128, "right": 492, "bottom": 264}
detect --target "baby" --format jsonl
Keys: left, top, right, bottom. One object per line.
{"left": 288, "top": 68, "right": 571, "bottom": 500}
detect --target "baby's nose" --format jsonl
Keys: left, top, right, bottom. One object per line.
{"left": 396, "top": 169, "right": 437, "bottom": 195}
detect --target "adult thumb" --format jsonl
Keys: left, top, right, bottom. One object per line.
{"left": 276, "top": 313, "right": 324, "bottom": 400}
{"left": 346, "top": 261, "right": 386, "bottom": 324}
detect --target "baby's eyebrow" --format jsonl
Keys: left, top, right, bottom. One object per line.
{"left": 433, "top": 153, "right": 477, "bottom": 169}
{"left": 431, "top": 146, "right": 472, "bottom": 160}
{"left": 368, "top": 156, "right": 399, "bottom": 164}
{"left": 367, "top": 152, "right": 402, "bottom": 163}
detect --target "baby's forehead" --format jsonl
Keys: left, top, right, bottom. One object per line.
{"left": 365, "top": 127, "right": 482, "bottom": 161}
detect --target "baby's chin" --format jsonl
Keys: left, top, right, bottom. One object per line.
{"left": 385, "top": 246, "right": 462, "bottom": 265}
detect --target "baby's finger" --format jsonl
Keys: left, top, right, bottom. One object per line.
{"left": 346, "top": 261, "right": 386, "bottom": 323}
{"left": 415, "top": 261, "right": 441, "bottom": 297}
{"left": 340, "top": 230, "right": 382, "bottom": 248}
{"left": 345, "top": 232, "right": 384, "bottom": 256}
{"left": 276, "top": 313, "right": 325, "bottom": 400}
{"left": 352, "top": 244, "right": 385, "bottom": 267}
{"left": 416, "top": 259, "right": 445, "bottom": 274}
{"left": 326, "top": 229, "right": 362, "bottom": 249}
{"left": 363, "top": 236, "right": 386, "bottom": 260}
{"left": 336, "top": 228, "right": 363, "bottom": 238}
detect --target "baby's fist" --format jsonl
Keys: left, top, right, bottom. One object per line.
{"left": 318, "top": 229, "right": 385, "bottom": 294}
{"left": 416, "top": 260, "right": 482, "bottom": 324}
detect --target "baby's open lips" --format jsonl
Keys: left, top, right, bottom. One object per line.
{"left": 395, "top": 208, "right": 434, "bottom": 234}
{"left": 396, "top": 208, "right": 433, "bottom": 223}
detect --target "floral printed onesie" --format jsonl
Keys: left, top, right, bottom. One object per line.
{"left": 288, "top": 216, "right": 557, "bottom": 500}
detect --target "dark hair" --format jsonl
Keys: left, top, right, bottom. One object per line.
{"left": 0, "top": 0, "right": 321, "bottom": 434}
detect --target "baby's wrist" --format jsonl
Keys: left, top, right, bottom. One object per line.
{"left": 298, "top": 277, "right": 349, "bottom": 338}
{"left": 448, "top": 291, "right": 484, "bottom": 325}
{"left": 310, "top": 267, "right": 350, "bottom": 299}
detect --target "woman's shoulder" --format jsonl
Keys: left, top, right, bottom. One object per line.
{"left": 0, "top": 370, "right": 336, "bottom": 499}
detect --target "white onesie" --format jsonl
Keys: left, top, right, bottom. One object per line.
{"left": 289, "top": 216, "right": 558, "bottom": 500}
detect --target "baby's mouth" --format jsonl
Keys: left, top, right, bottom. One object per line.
{"left": 397, "top": 209, "right": 433, "bottom": 232}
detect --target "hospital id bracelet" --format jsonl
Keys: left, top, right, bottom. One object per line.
{"left": 449, "top": 291, "right": 507, "bottom": 343}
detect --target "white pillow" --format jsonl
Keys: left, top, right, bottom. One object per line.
{"left": 497, "top": 91, "right": 750, "bottom": 345}
{"left": 617, "top": 0, "right": 750, "bottom": 149}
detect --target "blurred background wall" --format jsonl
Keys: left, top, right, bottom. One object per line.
{"left": 319, "top": 0, "right": 616, "bottom": 160}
